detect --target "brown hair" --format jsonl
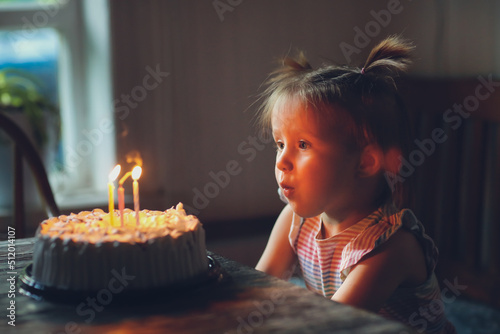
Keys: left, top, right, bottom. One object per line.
{"left": 257, "top": 35, "right": 414, "bottom": 207}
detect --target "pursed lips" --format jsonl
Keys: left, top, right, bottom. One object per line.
{"left": 279, "top": 183, "right": 294, "bottom": 197}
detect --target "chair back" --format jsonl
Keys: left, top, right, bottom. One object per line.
{"left": 0, "top": 112, "right": 59, "bottom": 238}
{"left": 400, "top": 77, "right": 500, "bottom": 308}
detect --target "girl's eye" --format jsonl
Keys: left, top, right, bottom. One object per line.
{"left": 299, "top": 141, "right": 309, "bottom": 149}
{"left": 275, "top": 142, "right": 284, "bottom": 151}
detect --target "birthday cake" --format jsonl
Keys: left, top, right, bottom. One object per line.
{"left": 31, "top": 203, "right": 208, "bottom": 291}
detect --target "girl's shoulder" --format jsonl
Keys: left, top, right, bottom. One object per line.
{"left": 340, "top": 207, "right": 438, "bottom": 281}
{"left": 332, "top": 225, "right": 429, "bottom": 311}
{"left": 373, "top": 227, "right": 429, "bottom": 286}
{"left": 390, "top": 208, "right": 440, "bottom": 277}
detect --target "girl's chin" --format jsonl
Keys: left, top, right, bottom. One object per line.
{"left": 288, "top": 202, "right": 320, "bottom": 219}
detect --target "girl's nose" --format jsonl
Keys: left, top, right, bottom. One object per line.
{"left": 276, "top": 149, "right": 293, "bottom": 172}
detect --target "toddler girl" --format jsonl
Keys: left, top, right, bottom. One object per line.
{"left": 256, "top": 36, "right": 456, "bottom": 334}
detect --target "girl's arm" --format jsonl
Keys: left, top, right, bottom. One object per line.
{"left": 332, "top": 229, "right": 428, "bottom": 312}
{"left": 255, "top": 204, "right": 297, "bottom": 279}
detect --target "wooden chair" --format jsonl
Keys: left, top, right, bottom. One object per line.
{"left": 399, "top": 77, "right": 500, "bottom": 308}
{"left": 0, "top": 112, "right": 60, "bottom": 238}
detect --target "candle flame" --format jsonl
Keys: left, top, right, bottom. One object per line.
{"left": 132, "top": 166, "right": 142, "bottom": 180}
{"left": 109, "top": 165, "right": 121, "bottom": 182}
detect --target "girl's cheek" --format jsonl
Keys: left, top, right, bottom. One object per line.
{"left": 275, "top": 169, "right": 281, "bottom": 183}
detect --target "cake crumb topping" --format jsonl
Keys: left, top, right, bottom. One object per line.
{"left": 38, "top": 202, "right": 200, "bottom": 244}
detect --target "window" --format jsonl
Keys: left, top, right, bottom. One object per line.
{"left": 0, "top": 27, "right": 60, "bottom": 150}
{"left": 0, "top": 0, "right": 115, "bottom": 213}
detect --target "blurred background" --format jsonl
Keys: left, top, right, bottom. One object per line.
{"left": 0, "top": 0, "right": 499, "bottom": 329}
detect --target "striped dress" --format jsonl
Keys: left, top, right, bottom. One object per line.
{"left": 289, "top": 205, "right": 456, "bottom": 334}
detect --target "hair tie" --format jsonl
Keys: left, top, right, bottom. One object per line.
{"left": 360, "top": 67, "right": 365, "bottom": 74}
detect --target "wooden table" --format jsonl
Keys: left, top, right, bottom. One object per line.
{"left": 0, "top": 238, "right": 415, "bottom": 333}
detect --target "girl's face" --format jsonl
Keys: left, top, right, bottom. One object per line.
{"left": 271, "top": 99, "right": 361, "bottom": 220}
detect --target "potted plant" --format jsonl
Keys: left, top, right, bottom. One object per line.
{"left": 0, "top": 67, "right": 60, "bottom": 147}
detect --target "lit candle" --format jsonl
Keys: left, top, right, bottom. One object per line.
{"left": 118, "top": 170, "right": 132, "bottom": 227}
{"left": 118, "top": 185, "right": 125, "bottom": 227}
{"left": 108, "top": 165, "right": 121, "bottom": 227}
{"left": 132, "top": 166, "right": 142, "bottom": 226}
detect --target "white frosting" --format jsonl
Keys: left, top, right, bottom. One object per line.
{"left": 38, "top": 203, "right": 198, "bottom": 244}
{"left": 32, "top": 203, "right": 208, "bottom": 291}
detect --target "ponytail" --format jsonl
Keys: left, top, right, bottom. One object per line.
{"left": 361, "top": 35, "right": 415, "bottom": 83}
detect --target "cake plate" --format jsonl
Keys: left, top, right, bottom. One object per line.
{"left": 19, "top": 255, "right": 228, "bottom": 304}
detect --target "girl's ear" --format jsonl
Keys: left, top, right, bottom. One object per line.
{"left": 383, "top": 147, "right": 402, "bottom": 175}
{"left": 357, "top": 144, "right": 384, "bottom": 177}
